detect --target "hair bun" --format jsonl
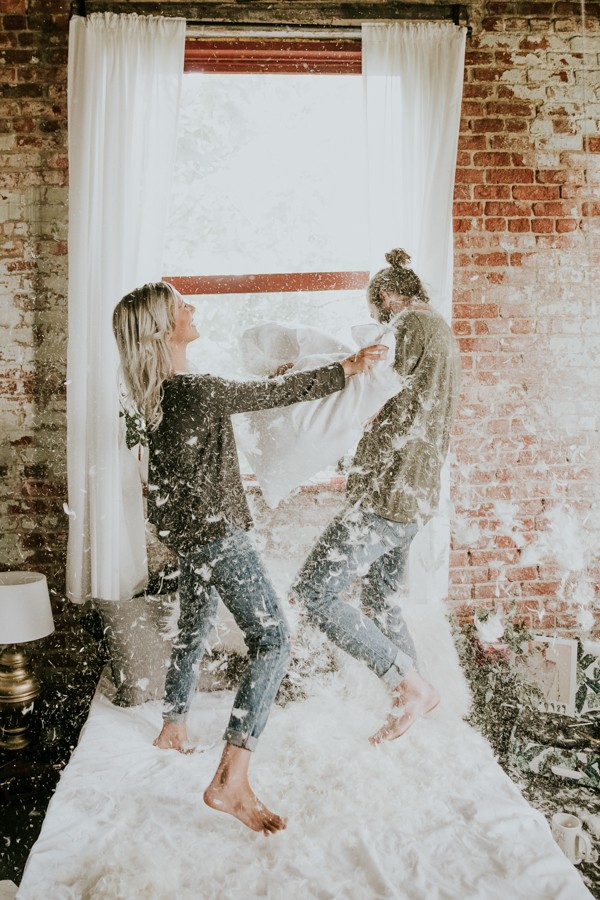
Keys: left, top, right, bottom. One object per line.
{"left": 385, "top": 248, "right": 411, "bottom": 269}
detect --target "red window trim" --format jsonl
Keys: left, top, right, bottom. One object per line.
{"left": 185, "top": 38, "right": 362, "bottom": 75}
{"left": 164, "top": 273, "right": 370, "bottom": 296}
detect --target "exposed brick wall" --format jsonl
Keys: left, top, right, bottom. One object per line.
{"left": 0, "top": 0, "right": 69, "bottom": 597}
{"left": 0, "top": 0, "right": 598, "bottom": 636}
{"left": 449, "top": 0, "right": 600, "bottom": 635}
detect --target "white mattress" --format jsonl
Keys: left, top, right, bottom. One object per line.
{"left": 18, "top": 599, "right": 593, "bottom": 900}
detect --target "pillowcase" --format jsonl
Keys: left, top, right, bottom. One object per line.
{"left": 233, "top": 322, "right": 405, "bottom": 507}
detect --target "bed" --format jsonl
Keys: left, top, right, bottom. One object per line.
{"left": 17, "top": 585, "right": 593, "bottom": 900}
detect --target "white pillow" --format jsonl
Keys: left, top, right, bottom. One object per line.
{"left": 233, "top": 322, "right": 405, "bottom": 507}
{"left": 240, "top": 322, "right": 351, "bottom": 376}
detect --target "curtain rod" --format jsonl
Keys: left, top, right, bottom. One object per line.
{"left": 72, "top": 4, "right": 469, "bottom": 30}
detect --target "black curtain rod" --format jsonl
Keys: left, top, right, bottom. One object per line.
{"left": 70, "top": 3, "right": 470, "bottom": 32}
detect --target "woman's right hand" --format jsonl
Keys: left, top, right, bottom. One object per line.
{"left": 341, "top": 344, "right": 388, "bottom": 378}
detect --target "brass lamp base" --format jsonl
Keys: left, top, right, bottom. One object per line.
{"left": 0, "top": 645, "right": 40, "bottom": 751}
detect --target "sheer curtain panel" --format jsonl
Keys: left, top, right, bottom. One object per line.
{"left": 362, "top": 22, "right": 466, "bottom": 603}
{"left": 66, "top": 14, "right": 185, "bottom": 603}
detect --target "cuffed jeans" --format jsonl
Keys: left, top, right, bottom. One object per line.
{"left": 163, "top": 525, "right": 291, "bottom": 751}
{"left": 291, "top": 507, "right": 419, "bottom": 688}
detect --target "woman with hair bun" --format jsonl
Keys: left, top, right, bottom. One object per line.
{"left": 112, "top": 281, "right": 386, "bottom": 835}
{"left": 292, "top": 250, "right": 461, "bottom": 745}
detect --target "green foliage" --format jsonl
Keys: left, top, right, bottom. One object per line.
{"left": 576, "top": 645, "right": 600, "bottom": 714}
{"left": 452, "top": 614, "right": 543, "bottom": 761}
{"left": 120, "top": 408, "right": 148, "bottom": 449}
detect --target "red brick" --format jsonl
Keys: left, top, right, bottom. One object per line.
{"left": 456, "top": 167, "right": 486, "bottom": 184}
{"left": 518, "top": 35, "right": 551, "bottom": 50}
{"left": 472, "top": 67, "right": 505, "bottom": 83}
{"left": 458, "top": 337, "right": 500, "bottom": 352}
{"left": 505, "top": 119, "right": 529, "bottom": 133}
{"left": 454, "top": 184, "right": 472, "bottom": 200}
{"left": 473, "top": 151, "right": 512, "bottom": 167}
{"left": 513, "top": 185, "right": 560, "bottom": 200}
{"left": 531, "top": 218, "right": 554, "bottom": 233}
{"left": 485, "top": 217, "right": 507, "bottom": 231}
{"left": 484, "top": 200, "right": 531, "bottom": 216}
{"left": 555, "top": 218, "right": 579, "bottom": 232}
{"left": 471, "top": 118, "right": 505, "bottom": 133}
{"left": 461, "top": 101, "right": 485, "bottom": 118}
{"left": 453, "top": 201, "right": 484, "bottom": 217}
{"left": 508, "top": 218, "right": 531, "bottom": 232}
{"left": 486, "top": 101, "right": 535, "bottom": 118}
{"left": 585, "top": 136, "right": 600, "bottom": 153}
{"left": 454, "top": 303, "right": 499, "bottom": 319}
{"left": 453, "top": 218, "right": 473, "bottom": 233}
{"left": 0, "top": 0, "right": 27, "bottom": 11}
{"left": 474, "top": 185, "right": 511, "bottom": 200}
{"left": 452, "top": 320, "right": 472, "bottom": 335}
{"left": 581, "top": 201, "right": 600, "bottom": 217}
{"left": 457, "top": 135, "right": 487, "bottom": 151}
{"left": 533, "top": 201, "right": 575, "bottom": 216}
{"left": 465, "top": 50, "right": 495, "bottom": 66}
{"left": 2, "top": 13, "right": 26, "bottom": 28}
{"left": 486, "top": 168, "right": 535, "bottom": 184}
{"left": 480, "top": 17, "right": 503, "bottom": 31}
{"left": 470, "top": 549, "right": 520, "bottom": 566}
{"left": 489, "top": 134, "right": 532, "bottom": 151}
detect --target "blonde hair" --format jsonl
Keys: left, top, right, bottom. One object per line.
{"left": 367, "top": 249, "right": 429, "bottom": 310}
{"left": 112, "top": 281, "right": 176, "bottom": 430}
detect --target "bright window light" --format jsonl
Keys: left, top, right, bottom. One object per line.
{"left": 163, "top": 73, "right": 369, "bottom": 277}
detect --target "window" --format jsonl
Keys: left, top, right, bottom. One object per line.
{"left": 162, "top": 39, "right": 372, "bottom": 380}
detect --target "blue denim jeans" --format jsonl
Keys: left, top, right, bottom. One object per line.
{"left": 163, "top": 525, "right": 291, "bottom": 751}
{"left": 291, "top": 507, "right": 419, "bottom": 687}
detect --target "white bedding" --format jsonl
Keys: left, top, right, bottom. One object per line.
{"left": 18, "top": 595, "right": 592, "bottom": 900}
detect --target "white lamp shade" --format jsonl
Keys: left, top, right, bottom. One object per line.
{"left": 0, "top": 571, "right": 55, "bottom": 644}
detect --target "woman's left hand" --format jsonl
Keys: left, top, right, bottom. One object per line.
{"left": 341, "top": 344, "right": 388, "bottom": 377}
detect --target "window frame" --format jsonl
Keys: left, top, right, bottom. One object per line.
{"left": 163, "top": 37, "right": 367, "bottom": 296}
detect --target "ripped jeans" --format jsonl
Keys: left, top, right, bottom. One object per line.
{"left": 291, "top": 507, "right": 419, "bottom": 688}
{"left": 163, "top": 525, "right": 291, "bottom": 752}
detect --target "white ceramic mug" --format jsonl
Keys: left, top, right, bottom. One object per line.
{"left": 551, "top": 813, "right": 593, "bottom": 865}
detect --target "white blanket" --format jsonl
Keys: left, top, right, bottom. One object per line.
{"left": 18, "top": 595, "right": 592, "bottom": 900}
{"left": 234, "top": 323, "right": 405, "bottom": 507}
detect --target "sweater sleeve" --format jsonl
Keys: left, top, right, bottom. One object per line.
{"left": 209, "top": 363, "right": 346, "bottom": 415}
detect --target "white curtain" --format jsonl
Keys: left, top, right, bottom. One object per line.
{"left": 66, "top": 13, "right": 185, "bottom": 603}
{"left": 362, "top": 22, "right": 466, "bottom": 603}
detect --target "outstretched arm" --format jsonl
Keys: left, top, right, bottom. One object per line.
{"left": 218, "top": 345, "right": 388, "bottom": 415}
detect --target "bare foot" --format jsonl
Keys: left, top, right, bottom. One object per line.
{"left": 153, "top": 720, "right": 195, "bottom": 754}
{"left": 370, "top": 670, "right": 440, "bottom": 745}
{"left": 203, "top": 744, "right": 287, "bottom": 835}
{"left": 204, "top": 780, "right": 287, "bottom": 835}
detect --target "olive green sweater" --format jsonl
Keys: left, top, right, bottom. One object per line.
{"left": 346, "top": 308, "right": 461, "bottom": 524}
{"left": 148, "top": 364, "right": 345, "bottom": 553}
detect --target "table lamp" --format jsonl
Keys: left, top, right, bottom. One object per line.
{"left": 0, "top": 571, "right": 55, "bottom": 750}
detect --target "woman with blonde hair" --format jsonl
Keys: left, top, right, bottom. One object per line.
{"left": 112, "top": 280, "right": 386, "bottom": 835}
